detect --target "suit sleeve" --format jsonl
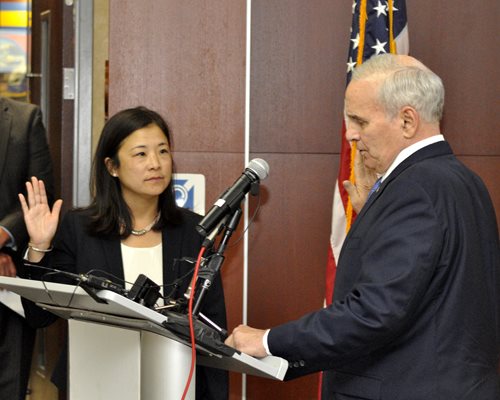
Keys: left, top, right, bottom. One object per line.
{"left": 268, "top": 178, "right": 444, "bottom": 378}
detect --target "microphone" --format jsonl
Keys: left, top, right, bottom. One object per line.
{"left": 196, "top": 158, "right": 269, "bottom": 237}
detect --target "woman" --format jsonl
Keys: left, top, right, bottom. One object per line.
{"left": 19, "top": 106, "right": 228, "bottom": 399}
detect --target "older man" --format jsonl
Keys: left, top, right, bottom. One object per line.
{"left": 226, "top": 54, "right": 500, "bottom": 400}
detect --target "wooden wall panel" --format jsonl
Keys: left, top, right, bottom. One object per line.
{"left": 250, "top": 0, "right": 351, "bottom": 154}
{"left": 247, "top": 5, "right": 349, "bottom": 397}
{"left": 247, "top": 154, "right": 337, "bottom": 324}
{"left": 407, "top": 0, "right": 500, "bottom": 156}
{"left": 108, "top": 0, "right": 246, "bottom": 152}
{"left": 247, "top": 373, "right": 320, "bottom": 400}
{"left": 246, "top": 153, "right": 337, "bottom": 399}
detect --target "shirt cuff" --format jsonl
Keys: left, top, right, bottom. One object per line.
{"left": 263, "top": 329, "right": 272, "bottom": 356}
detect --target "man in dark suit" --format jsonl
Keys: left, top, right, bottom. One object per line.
{"left": 0, "top": 96, "right": 54, "bottom": 399}
{"left": 226, "top": 54, "right": 500, "bottom": 399}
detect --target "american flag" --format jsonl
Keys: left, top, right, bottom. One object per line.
{"left": 320, "top": 1, "right": 408, "bottom": 397}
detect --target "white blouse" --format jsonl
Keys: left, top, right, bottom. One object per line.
{"left": 121, "top": 242, "right": 163, "bottom": 301}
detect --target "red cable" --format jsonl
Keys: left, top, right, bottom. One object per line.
{"left": 181, "top": 246, "right": 206, "bottom": 400}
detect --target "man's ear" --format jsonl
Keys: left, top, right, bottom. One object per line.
{"left": 104, "top": 157, "right": 118, "bottom": 177}
{"left": 400, "top": 106, "right": 419, "bottom": 139}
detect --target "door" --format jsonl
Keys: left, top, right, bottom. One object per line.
{"left": 28, "top": 1, "right": 74, "bottom": 399}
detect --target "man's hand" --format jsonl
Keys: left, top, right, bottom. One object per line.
{"left": 0, "top": 227, "right": 11, "bottom": 249}
{"left": 225, "top": 325, "right": 268, "bottom": 358}
{"left": 0, "top": 227, "right": 16, "bottom": 277}
{"left": 342, "top": 148, "right": 378, "bottom": 213}
{"left": 0, "top": 251, "right": 16, "bottom": 277}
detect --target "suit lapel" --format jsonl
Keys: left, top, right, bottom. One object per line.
{"left": 0, "top": 98, "right": 12, "bottom": 177}
{"left": 345, "top": 141, "right": 453, "bottom": 240}
{"left": 101, "top": 237, "right": 125, "bottom": 282}
{"left": 163, "top": 225, "right": 182, "bottom": 287}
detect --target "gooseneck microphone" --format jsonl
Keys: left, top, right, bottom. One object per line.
{"left": 196, "top": 158, "right": 269, "bottom": 237}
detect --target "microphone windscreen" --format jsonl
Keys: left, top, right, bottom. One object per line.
{"left": 247, "top": 158, "right": 270, "bottom": 181}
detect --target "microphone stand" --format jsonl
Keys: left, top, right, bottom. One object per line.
{"left": 192, "top": 207, "right": 242, "bottom": 317}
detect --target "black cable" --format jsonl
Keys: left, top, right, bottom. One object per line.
{"left": 226, "top": 189, "right": 262, "bottom": 248}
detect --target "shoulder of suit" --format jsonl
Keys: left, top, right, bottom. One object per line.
{"left": 0, "top": 96, "right": 38, "bottom": 114}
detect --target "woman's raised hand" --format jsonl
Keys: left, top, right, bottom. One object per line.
{"left": 18, "top": 177, "right": 63, "bottom": 252}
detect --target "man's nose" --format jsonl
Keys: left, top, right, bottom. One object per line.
{"left": 345, "top": 126, "right": 360, "bottom": 142}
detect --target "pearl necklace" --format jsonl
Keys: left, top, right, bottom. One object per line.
{"left": 130, "top": 212, "right": 161, "bottom": 236}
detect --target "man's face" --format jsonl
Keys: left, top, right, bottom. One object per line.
{"left": 344, "top": 79, "right": 406, "bottom": 174}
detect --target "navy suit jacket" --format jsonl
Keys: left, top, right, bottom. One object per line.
{"left": 23, "top": 207, "right": 228, "bottom": 400}
{"left": 268, "top": 142, "right": 500, "bottom": 400}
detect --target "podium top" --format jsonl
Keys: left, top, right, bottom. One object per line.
{"left": 0, "top": 276, "right": 288, "bottom": 380}
{"left": 0, "top": 276, "right": 167, "bottom": 323}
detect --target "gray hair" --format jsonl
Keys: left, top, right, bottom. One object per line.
{"left": 351, "top": 54, "right": 445, "bottom": 123}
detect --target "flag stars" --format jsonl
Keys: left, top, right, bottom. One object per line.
{"left": 374, "top": 1, "right": 387, "bottom": 17}
{"left": 352, "top": 0, "right": 357, "bottom": 14}
{"left": 351, "top": 33, "right": 360, "bottom": 50}
{"left": 371, "top": 38, "right": 387, "bottom": 54}
{"left": 347, "top": 57, "right": 357, "bottom": 73}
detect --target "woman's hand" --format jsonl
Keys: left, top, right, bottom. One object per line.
{"left": 18, "top": 177, "right": 63, "bottom": 260}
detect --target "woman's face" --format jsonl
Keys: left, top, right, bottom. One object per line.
{"left": 106, "top": 123, "right": 172, "bottom": 204}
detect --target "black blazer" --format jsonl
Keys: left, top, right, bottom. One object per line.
{"left": 0, "top": 96, "right": 54, "bottom": 247}
{"left": 24, "top": 207, "right": 228, "bottom": 400}
{"left": 268, "top": 142, "right": 500, "bottom": 400}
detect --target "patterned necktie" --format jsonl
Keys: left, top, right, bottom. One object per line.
{"left": 368, "top": 178, "right": 382, "bottom": 198}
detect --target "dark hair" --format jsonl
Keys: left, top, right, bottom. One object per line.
{"left": 86, "top": 106, "right": 181, "bottom": 237}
